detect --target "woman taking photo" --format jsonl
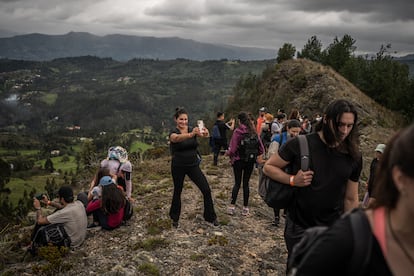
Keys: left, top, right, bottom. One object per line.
{"left": 289, "top": 123, "right": 414, "bottom": 275}
{"left": 169, "top": 107, "right": 218, "bottom": 228}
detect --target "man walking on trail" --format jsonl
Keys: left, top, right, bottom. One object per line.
{"left": 263, "top": 99, "right": 362, "bottom": 257}
{"left": 256, "top": 107, "right": 267, "bottom": 134}
{"left": 212, "top": 112, "right": 235, "bottom": 166}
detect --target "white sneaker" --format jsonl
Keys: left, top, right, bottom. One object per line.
{"left": 227, "top": 206, "right": 235, "bottom": 215}
{"left": 242, "top": 207, "right": 250, "bottom": 216}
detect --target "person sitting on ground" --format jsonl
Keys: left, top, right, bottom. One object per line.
{"left": 86, "top": 176, "right": 126, "bottom": 230}
{"left": 87, "top": 167, "right": 113, "bottom": 201}
{"left": 290, "top": 123, "right": 414, "bottom": 276}
{"left": 100, "top": 146, "right": 134, "bottom": 201}
{"left": 31, "top": 186, "right": 88, "bottom": 250}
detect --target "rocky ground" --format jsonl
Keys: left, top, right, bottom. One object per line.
{"left": 5, "top": 154, "right": 287, "bottom": 275}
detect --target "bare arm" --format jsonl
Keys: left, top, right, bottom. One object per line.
{"left": 344, "top": 179, "right": 359, "bottom": 211}
{"left": 33, "top": 198, "right": 50, "bottom": 225}
{"left": 263, "top": 152, "right": 313, "bottom": 187}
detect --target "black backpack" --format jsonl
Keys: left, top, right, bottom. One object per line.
{"left": 123, "top": 198, "right": 133, "bottom": 223}
{"left": 287, "top": 209, "right": 373, "bottom": 276}
{"left": 258, "top": 135, "right": 309, "bottom": 209}
{"left": 238, "top": 133, "right": 259, "bottom": 162}
{"left": 260, "top": 122, "right": 273, "bottom": 147}
{"left": 29, "top": 223, "right": 71, "bottom": 256}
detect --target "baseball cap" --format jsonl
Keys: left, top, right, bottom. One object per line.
{"left": 99, "top": 176, "right": 115, "bottom": 186}
{"left": 375, "top": 144, "right": 386, "bottom": 154}
{"left": 259, "top": 107, "right": 267, "bottom": 112}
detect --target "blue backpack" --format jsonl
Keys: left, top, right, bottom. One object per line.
{"left": 212, "top": 124, "right": 221, "bottom": 139}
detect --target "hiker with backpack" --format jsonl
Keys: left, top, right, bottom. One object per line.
{"left": 226, "top": 111, "right": 265, "bottom": 216}
{"left": 29, "top": 186, "right": 87, "bottom": 254}
{"left": 212, "top": 111, "right": 235, "bottom": 166}
{"left": 260, "top": 112, "right": 274, "bottom": 151}
{"left": 169, "top": 107, "right": 219, "bottom": 228}
{"left": 265, "top": 119, "right": 302, "bottom": 227}
{"left": 288, "top": 123, "right": 414, "bottom": 276}
{"left": 85, "top": 176, "right": 126, "bottom": 230}
{"left": 263, "top": 99, "right": 362, "bottom": 258}
{"left": 271, "top": 113, "right": 286, "bottom": 139}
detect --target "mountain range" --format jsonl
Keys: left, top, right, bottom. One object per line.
{"left": 0, "top": 32, "right": 276, "bottom": 61}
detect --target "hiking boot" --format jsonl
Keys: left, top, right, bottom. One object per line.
{"left": 227, "top": 206, "right": 235, "bottom": 215}
{"left": 242, "top": 207, "right": 250, "bottom": 216}
{"left": 272, "top": 216, "right": 280, "bottom": 227}
{"left": 211, "top": 219, "right": 220, "bottom": 227}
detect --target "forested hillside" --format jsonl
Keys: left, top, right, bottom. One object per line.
{"left": 0, "top": 57, "right": 275, "bottom": 135}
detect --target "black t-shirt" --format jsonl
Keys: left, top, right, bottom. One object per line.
{"left": 279, "top": 133, "right": 362, "bottom": 227}
{"left": 367, "top": 158, "right": 378, "bottom": 196}
{"left": 296, "top": 213, "right": 392, "bottom": 276}
{"left": 215, "top": 120, "right": 229, "bottom": 141}
{"left": 169, "top": 127, "right": 199, "bottom": 167}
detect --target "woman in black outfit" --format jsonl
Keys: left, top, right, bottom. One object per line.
{"left": 169, "top": 107, "right": 218, "bottom": 228}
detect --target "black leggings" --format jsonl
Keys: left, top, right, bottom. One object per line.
{"left": 170, "top": 165, "right": 217, "bottom": 223}
{"left": 231, "top": 160, "right": 255, "bottom": 207}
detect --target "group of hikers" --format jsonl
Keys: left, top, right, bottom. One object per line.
{"left": 169, "top": 99, "right": 414, "bottom": 275}
{"left": 29, "top": 98, "right": 414, "bottom": 275}
{"left": 29, "top": 146, "right": 133, "bottom": 254}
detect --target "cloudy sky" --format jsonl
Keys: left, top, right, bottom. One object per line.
{"left": 1, "top": 0, "right": 413, "bottom": 56}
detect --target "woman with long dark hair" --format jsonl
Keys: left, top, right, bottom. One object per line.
{"left": 169, "top": 107, "right": 218, "bottom": 228}
{"left": 86, "top": 176, "right": 125, "bottom": 230}
{"left": 226, "top": 111, "right": 264, "bottom": 216}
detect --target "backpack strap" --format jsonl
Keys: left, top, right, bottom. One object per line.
{"left": 349, "top": 209, "right": 373, "bottom": 276}
{"left": 373, "top": 207, "right": 387, "bottom": 257}
{"left": 297, "top": 135, "right": 309, "bottom": 171}
{"left": 116, "top": 160, "right": 122, "bottom": 174}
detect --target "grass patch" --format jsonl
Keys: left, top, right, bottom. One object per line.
{"left": 130, "top": 141, "right": 153, "bottom": 153}
{"left": 207, "top": 235, "right": 228, "bottom": 246}
{"left": 146, "top": 218, "right": 172, "bottom": 235}
{"left": 31, "top": 245, "right": 72, "bottom": 275}
{"left": 137, "top": 263, "right": 160, "bottom": 276}
{"left": 190, "top": 253, "right": 208, "bottom": 261}
{"left": 40, "top": 92, "right": 58, "bottom": 105}
{"left": 34, "top": 156, "right": 77, "bottom": 172}
{"left": 132, "top": 238, "right": 169, "bottom": 251}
